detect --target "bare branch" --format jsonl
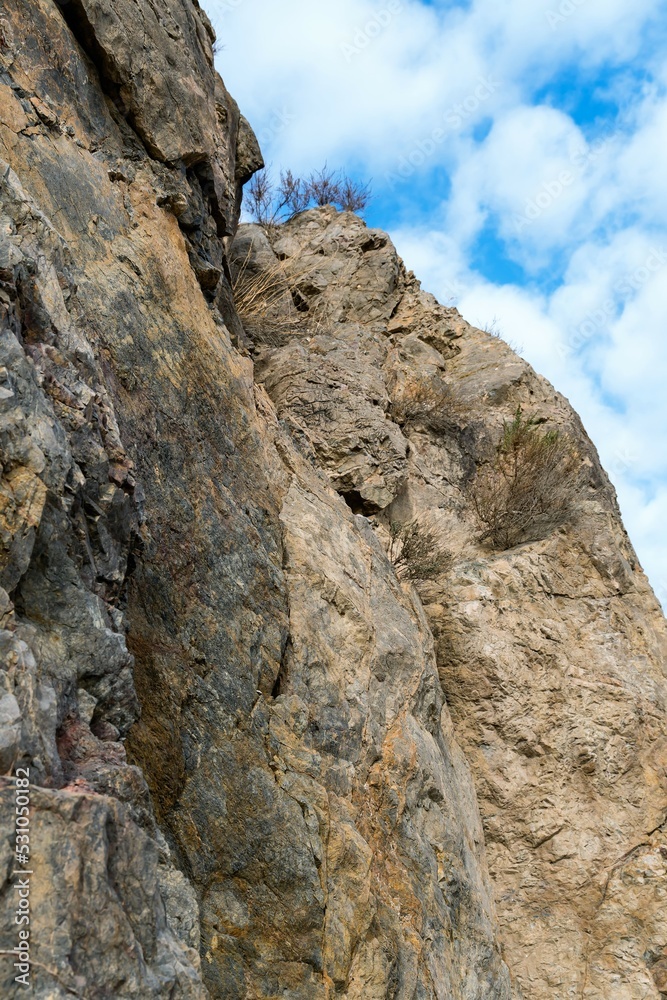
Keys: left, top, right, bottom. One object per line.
{"left": 278, "top": 169, "right": 310, "bottom": 217}
{"left": 243, "top": 165, "right": 372, "bottom": 225}
{"left": 339, "top": 176, "right": 371, "bottom": 213}
{"left": 244, "top": 169, "right": 277, "bottom": 227}
{"left": 305, "top": 164, "right": 343, "bottom": 207}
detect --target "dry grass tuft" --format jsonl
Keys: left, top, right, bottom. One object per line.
{"left": 231, "top": 247, "right": 323, "bottom": 346}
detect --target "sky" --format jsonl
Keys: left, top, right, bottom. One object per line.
{"left": 207, "top": 0, "right": 667, "bottom": 608}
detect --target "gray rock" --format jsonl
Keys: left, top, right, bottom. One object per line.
{"left": 0, "top": 786, "right": 207, "bottom": 999}
{"left": 0, "top": 690, "right": 20, "bottom": 772}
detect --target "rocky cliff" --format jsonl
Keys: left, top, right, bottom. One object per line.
{"left": 0, "top": 3, "right": 666, "bottom": 999}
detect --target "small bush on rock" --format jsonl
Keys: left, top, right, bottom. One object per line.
{"left": 244, "top": 165, "right": 371, "bottom": 226}
{"left": 388, "top": 521, "right": 452, "bottom": 581}
{"left": 469, "top": 407, "right": 585, "bottom": 550}
{"left": 390, "top": 375, "right": 471, "bottom": 432}
{"left": 390, "top": 375, "right": 452, "bottom": 425}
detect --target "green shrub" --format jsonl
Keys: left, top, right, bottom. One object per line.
{"left": 469, "top": 407, "right": 585, "bottom": 549}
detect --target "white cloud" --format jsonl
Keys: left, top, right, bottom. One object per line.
{"left": 209, "top": 0, "right": 663, "bottom": 168}
{"left": 442, "top": 105, "right": 592, "bottom": 261}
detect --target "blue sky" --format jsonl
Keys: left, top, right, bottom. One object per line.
{"left": 208, "top": 0, "right": 667, "bottom": 607}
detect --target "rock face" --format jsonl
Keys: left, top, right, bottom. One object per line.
{"left": 245, "top": 208, "right": 667, "bottom": 1000}
{"left": 0, "top": 2, "right": 509, "bottom": 998}
{"left": 0, "top": 3, "right": 665, "bottom": 1000}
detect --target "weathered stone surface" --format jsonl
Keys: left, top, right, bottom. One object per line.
{"left": 0, "top": 3, "right": 511, "bottom": 998}
{"left": 0, "top": 140, "right": 207, "bottom": 998}
{"left": 270, "top": 461, "right": 510, "bottom": 998}
{"left": 3, "top": 1, "right": 666, "bottom": 997}
{"left": 256, "top": 326, "right": 408, "bottom": 510}
{"left": 59, "top": 0, "right": 218, "bottom": 164}
{"left": 53, "top": 0, "right": 261, "bottom": 227}
{"left": 0, "top": 783, "right": 205, "bottom": 998}
{"left": 270, "top": 209, "right": 404, "bottom": 326}
{"left": 246, "top": 207, "right": 667, "bottom": 1000}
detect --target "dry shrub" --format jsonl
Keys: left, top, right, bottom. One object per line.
{"left": 278, "top": 168, "right": 310, "bottom": 217}
{"left": 390, "top": 375, "right": 470, "bottom": 431}
{"left": 389, "top": 520, "right": 452, "bottom": 581}
{"left": 244, "top": 170, "right": 277, "bottom": 229}
{"left": 307, "top": 165, "right": 371, "bottom": 212}
{"left": 244, "top": 166, "right": 371, "bottom": 226}
{"left": 469, "top": 407, "right": 585, "bottom": 550}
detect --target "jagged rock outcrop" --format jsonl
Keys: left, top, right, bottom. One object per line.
{"left": 1, "top": 2, "right": 666, "bottom": 999}
{"left": 242, "top": 207, "right": 667, "bottom": 1000}
{"left": 1, "top": 2, "right": 512, "bottom": 998}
